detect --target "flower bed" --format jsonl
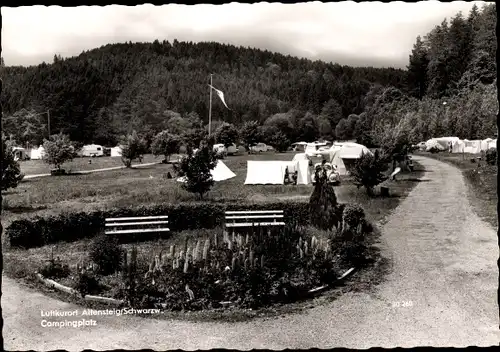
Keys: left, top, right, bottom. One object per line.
{"left": 37, "top": 205, "right": 372, "bottom": 312}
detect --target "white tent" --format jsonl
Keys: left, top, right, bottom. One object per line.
{"left": 110, "top": 146, "right": 123, "bottom": 157}
{"left": 244, "top": 160, "right": 297, "bottom": 185}
{"left": 463, "top": 139, "right": 482, "bottom": 154}
{"left": 487, "top": 139, "right": 497, "bottom": 150}
{"left": 30, "top": 145, "right": 46, "bottom": 160}
{"left": 177, "top": 160, "right": 236, "bottom": 183}
{"left": 425, "top": 139, "right": 446, "bottom": 152}
{"left": 433, "top": 137, "right": 460, "bottom": 150}
{"left": 452, "top": 140, "right": 465, "bottom": 153}
{"left": 211, "top": 160, "right": 236, "bottom": 181}
{"left": 318, "top": 142, "right": 372, "bottom": 176}
{"left": 296, "top": 160, "right": 312, "bottom": 185}
{"left": 480, "top": 138, "right": 494, "bottom": 151}
{"left": 292, "top": 153, "right": 310, "bottom": 162}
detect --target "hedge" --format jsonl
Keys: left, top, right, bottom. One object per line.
{"left": 7, "top": 201, "right": 312, "bottom": 249}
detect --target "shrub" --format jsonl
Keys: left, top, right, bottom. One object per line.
{"left": 89, "top": 234, "right": 124, "bottom": 275}
{"left": 350, "top": 150, "right": 389, "bottom": 197}
{"left": 74, "top": 270, "right": 101, "bottom": 297}
{"left": 485, "top": 148, "right": 497, "bottom": 166}
{"left": 120, "top": 131, "right": 148, "bottom": 168}
{"left": 151, "top": 131, "right": 182, "bottom": 162}
{"left": 39, "top": 250, "right": 71, "bottom": 279}
{"left": 173, "top": 141, "right": 218, "bottom": 200}
{"left": 42, "top": 133, "right": 78, "bottom": 170}
{"left": 342, "top": 204, "right": 366, "bottom": 229}
{"left": 2, "top": 134, "right": 24, "bottom": 191}
{"left": 309, "top": 166, "right": 340, "bottom": 230}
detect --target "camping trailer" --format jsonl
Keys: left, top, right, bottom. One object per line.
{"left": 81, "top": 144, "right": 104, "bottom": 157}
{"left": 226, "top": 143, "right": 239, "bottom": 155}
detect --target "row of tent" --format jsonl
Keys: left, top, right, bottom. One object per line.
{"left": 244, "top": 142, "right": 372, "bottom": 185}
{"left": 10, "top": 145, "right": 125, "bottom": 160}
{"left": 423, "top": 137, "right": 497, "bottom": 154}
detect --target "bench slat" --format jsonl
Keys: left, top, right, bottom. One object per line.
{"left": 105, "top": 216, "right": 169, "bottom": 221}
{"left": 105, "top": 228, "right": 170, "bottom": 235}
{"left": 225, "top": 215, "right": 284, "bottom": 220}
{"left": 225, "top": 210, "right": 283, "bottom": 215}
{"left": 105, "top": 221, "right": 169, "bottom": 227}
{"left": 226, "top": 222, "right": 285, "bottom": 228}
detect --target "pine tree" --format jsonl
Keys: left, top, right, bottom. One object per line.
{"left": 309, "top": 166, "right": 339, "bottom": 230}
{"left": 407, "top": 36, "right": 430, "bottom": 99}
{"left": 173, "top": 140, "right": 218, "bottom": 200}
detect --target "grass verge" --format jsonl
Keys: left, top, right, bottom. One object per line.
{"left": 2, "top": 159, "right": 424, "bottom": 322}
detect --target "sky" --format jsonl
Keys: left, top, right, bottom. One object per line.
{"left": 1, "top": 1, "right": 487, "bottom": 69}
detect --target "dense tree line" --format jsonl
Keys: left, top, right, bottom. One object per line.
{"left": 1, "top": 36, "right": 406, "bottom": 146}
{"left": 352, "top": 3, "right": 497, "bottom": 149}
{"left": 0, "top": 4, "right": 496, "bottom": 150}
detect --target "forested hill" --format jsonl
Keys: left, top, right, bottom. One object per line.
{"left": 1, "top": 38, "right": 407, "bottom": 146}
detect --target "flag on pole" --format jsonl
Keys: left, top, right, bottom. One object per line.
{"left": 209, "top": 84, "right": 230, "bottom": 110}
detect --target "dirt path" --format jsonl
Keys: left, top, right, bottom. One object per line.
{"left": 23, "top": 162, "right": 160, "bottom": 179}
{"left": 3, "top": 156, "right": 498, "bottom": 350}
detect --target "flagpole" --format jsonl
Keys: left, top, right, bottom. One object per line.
{"left": 208, "top": 73, "right": 213, "bottom": 136}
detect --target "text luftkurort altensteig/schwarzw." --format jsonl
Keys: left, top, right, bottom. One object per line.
{"left": 40, "top": 308, "right": 161, "bottom": 328}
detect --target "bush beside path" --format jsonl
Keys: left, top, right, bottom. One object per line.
{"left": 2, "top": 155, "right": 497, "bottom": 350}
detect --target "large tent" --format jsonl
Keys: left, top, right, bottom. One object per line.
{"left": 487, "top": 139, "right": 497, "bottom": 150}
{"left": 463, "top": 139, "right": 482, "bottom": 154}
{"left": 425, "top": 139, "right": 446, "bottom": 152}
{"left": 110, "top": 146, "right": 123, "bottom": 157}
{"left": 30, "top": 146, "right": 46, "bottom": 160}
{"left": 244, "top": 160, "right": 294, "bottom": 185}
{"left": 317, "top": 142, "right": 372, "bottom": 176}
{"left": 432, "top": 137, "right": 461, "bottom": 150}
{"left": 177, "top": 160, "right": 236, "bottom": 183}
{"left": 452, "top": 140, "right": 465, "bottom": 153}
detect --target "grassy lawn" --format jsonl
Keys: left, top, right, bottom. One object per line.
{"left": 416, "top": 151, "right": 497, "bottom": 228}
{"left": 19, "top": 153, "right": 160, "bottom": 175}
{"left": 2, "top": 151, "right": 425, "bottom": 321}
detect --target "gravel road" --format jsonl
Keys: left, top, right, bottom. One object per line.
{"left": 2, "top": 155, "right": 498, "bottom": 350}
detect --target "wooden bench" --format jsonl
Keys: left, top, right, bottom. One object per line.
{"left": 105, "top": 215, "right": 170, "bottom": 235}
{"left": 224, "top": 210, "right": 286, "bottom": 235}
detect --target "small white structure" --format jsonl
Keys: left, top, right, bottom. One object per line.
{"left": 12, "top": 147, "right": 28, "bottom": 161}
{"left": 317, "top": 142, "right": 372, "bottom": 176}
{"left": 452, "top": 140, "right": 465, "bottom": 153}
{"left": 432, "top": 137, "right": 461, "bottom": 150}
{"left": 250, "top": 142, "right": 271, "bottom": 153}
{"left": 177, "top": 160, "right": 236, "bottom": 183}
{"left": 292, "top": 142, "right": 308, "bottom": 152}
{"left": 487, "top": 139, "right": 497, "bottom": 150}
{"left": 30, "top": 145, "right": 46, "bottom": 160}
{"left": 305, "top": 142, "right": 328, "bottom": 156}
{"left": 226, "top": 144, "right": 239, "bottom": 155}
{"left": 82, "top": 144, "right": 104, "bottom": 157}
{"left": 213, "top": 144, "right": 227, "bottom": 155}
{"left": 425, "top": 139, "right": 446, "bottom": 152}
{"left": 110, "top": 146, "right": 123, "bottom": 157}
{"left": 462, "top": 139, "right": 482, "bottom": 154}
{"left": 244, "top": 160, "right": 295, "bottom": 185}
